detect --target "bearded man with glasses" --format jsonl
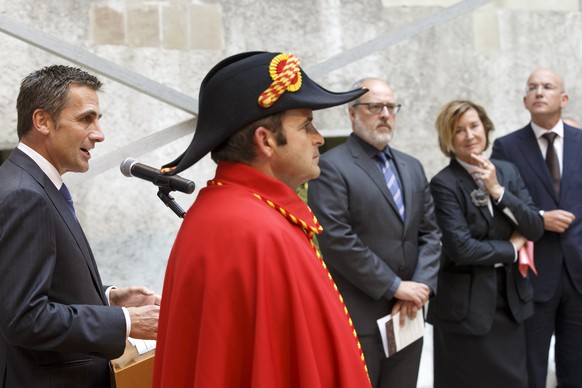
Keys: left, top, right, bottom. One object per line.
{"left": 308, "top": 77, "right": 441, "bottom": 388}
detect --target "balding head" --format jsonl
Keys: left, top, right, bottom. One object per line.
{"left": 523, "top": 68, "right": 568, "bottom": 129}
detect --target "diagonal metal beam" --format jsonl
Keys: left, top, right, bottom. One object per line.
{"left": 0, "top": 0, "right": 493, "bottom": 117}
{"left": 306, "top": 0, "right": 494, "bottom": 78}
{"left": 0, "top": 13, "right": 198, "bottom": 115}
{"left": 64, "top": 118, "right": 197, "bottom": 185}
{"left": 2, "top": 0, "right": 493, "bottom": 184}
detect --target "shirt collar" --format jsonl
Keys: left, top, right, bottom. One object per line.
{"left": 351, "top": 133, "right": 393, "bottom": 160}
{"left": 531, "top": 120, "right": 564, "bottom": 139}
{"left": 17, "top": 143, "right": 63, "bottom": 189}
{"left": 455, "top": 157, "right": 480, "bottom": 175}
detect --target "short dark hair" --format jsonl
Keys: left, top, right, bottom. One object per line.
{"left": 16, "top": 65, "right": 102, "bottom": 139}
{"left": 211, "top": 113, "right": 286, "bottom": 164}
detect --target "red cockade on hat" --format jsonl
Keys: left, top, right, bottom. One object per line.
{"left": 257, "top": 53, "right": 303, "bottom": 108}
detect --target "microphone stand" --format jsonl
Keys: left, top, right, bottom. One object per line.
{"left": 157, "top": 188, "right": 186, "bottom": 218}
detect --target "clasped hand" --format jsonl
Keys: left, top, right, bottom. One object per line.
{"left": 393, "top": 281, "right": 430, "bottom": 326}
{"left": 543, "top": 209, "right": 575, "bottom": 233}
{"left": 110, "top": 286, "right": 161, "bottom": 340}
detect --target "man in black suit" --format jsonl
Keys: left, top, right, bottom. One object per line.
{"left": 0, "top": 65, "right": 159, "bottom": 388}
{"left": 491, "top": 68, "right": 582, "bottom": 388}
{"left": 308, "top": 78, "right": 441, "bottom": 388}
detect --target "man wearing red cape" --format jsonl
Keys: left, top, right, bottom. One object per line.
{"left": 153, "top": 51, "right": 372, "bottom": 388}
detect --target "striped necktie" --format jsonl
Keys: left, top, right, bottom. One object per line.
{"left": 376, "top": 152, "right": 405, "bottom": 221}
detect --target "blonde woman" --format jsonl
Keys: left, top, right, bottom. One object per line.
{"left": 427, "top": 100, "right": 544, "bottom": 387}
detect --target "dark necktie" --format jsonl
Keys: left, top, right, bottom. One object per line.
{"left": 542, "top": 132, "right": 560, "bottom": 196}
{"left": 376, "top": 152, "right": 405, "bottom": 221}
{"left": 59, "top": 183, "right": 76, "bottom": 218}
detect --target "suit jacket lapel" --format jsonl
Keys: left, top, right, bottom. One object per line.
{"left": 392, "top": 153, "right": 411, "bottom": 226}
{"left": 346, "top": 137, "right": 402, "bottom": 220}
{"left": 561, "top": 125, "right": 581, "bottom": 201}
{"left": 11, "top": 149, "right": 108, "bottom": 305}
{"left": 449, "top": 159, "right": 493, "bottom": 223}
{"left": 45, "top": 184, "right": 107, "bottom": 304}
{"left": 517, "top": 125, "right": 559, "bottom": 203}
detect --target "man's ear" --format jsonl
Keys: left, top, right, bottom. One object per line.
{"left": 254, "top": 126, "right": 276, "bottom": 157}
{"left": 348, "top": 105, "right": 357, "bottom": 123}
{"left": 31, "top": 109, "right": 52, "bottom": 135}
{"left": 560, "top": 93, "right": 569, "bottom": 109}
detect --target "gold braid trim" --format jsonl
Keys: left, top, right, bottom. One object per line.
{"left": 208, "top": 179, "right": 369, "bottom": 378}
{"left": 251, "top": 191, "right": 369, "bottom": 377}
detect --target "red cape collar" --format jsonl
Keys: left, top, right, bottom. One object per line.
{"left": 209, "top": 161, "right": 321, "bottom": 233}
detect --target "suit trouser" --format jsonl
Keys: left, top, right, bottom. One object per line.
{"left": 525, "top": 266, "right": 582, "bottom": 388}
{"left": 359, "top": 334, "right": 422, "bottom": 388}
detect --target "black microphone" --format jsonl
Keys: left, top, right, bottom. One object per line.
{"left": 120, "top": 158, "right": 195, "bottom": 194}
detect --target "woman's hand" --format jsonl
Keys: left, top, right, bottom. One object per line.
{"left": 509, "top": 230, "right": 527, "bottom": 252}
{"left": 471, "top": 153, "right": 504, "bottom": 200}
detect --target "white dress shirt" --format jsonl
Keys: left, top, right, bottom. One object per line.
{"left": 531, "top": 120, "right": 564, "bottom": 174}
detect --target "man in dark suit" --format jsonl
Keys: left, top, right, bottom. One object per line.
{"left": 491, "top": 68, "right": 582, "bottom": 388}
{"left": 0, "top": 65, "right": 159, "bottom": 388}
{"left": 308, "top": 78, "right": 441, "bottom": 388}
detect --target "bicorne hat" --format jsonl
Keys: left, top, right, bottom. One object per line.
{"left": 163, "top": 51, "right": 367, "bottom": 175}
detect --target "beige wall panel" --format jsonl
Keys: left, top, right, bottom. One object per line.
{"left": 473, "top": 10, "right": 500, "bottom": 54}
{"left": 189, "top": 4, "right": 223, "bottom": 50}
{"left": 91, "top": 4, "right": 125, "bottom": 45}
{"left": 127, "top": 6, "right": 160, "bottom": 47}
{"left": 162, "top": 4, "right": 189, "bottom": 50}
{"left": 497, "top": 0, "right": 579, "bottom": 11}
{"left": 381, "top": 0, "right": 458, "bottom": 6}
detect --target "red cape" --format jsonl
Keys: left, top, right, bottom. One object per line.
{"left": 153, "top": 162, "right": 370, "bottom": 387}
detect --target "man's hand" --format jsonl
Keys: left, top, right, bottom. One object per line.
{"left": 391, "top": 300, "right": 421, "bottom": 327}
{"left": 128, "top": 305, "right": 159, "bottom": 340}
{"left": 543, "top": 209, "right": 575, "bottom": 233}
{"left": 393, "top": 281, "right": 429, "bottom": 309}
{"left": 109, "top": 286, "right": 161, "bottom": 308}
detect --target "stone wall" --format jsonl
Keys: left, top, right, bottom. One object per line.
{"left": 1, "top": 0, "right": 581, "bottom": 295}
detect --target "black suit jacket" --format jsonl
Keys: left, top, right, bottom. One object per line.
{"left": 491, "top": 124, "right": 582, "bottom": 302}
{"left": 0, "top": 149, "right": 126, "bottom": 388}
{"left": 308, "top": 135, "right": 441, "bottom": 336}
{"left": 426, "top": 159, "right": 544, "bottom": 335}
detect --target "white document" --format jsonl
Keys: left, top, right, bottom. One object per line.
{"left": 376, "top": 311, "right": 425, "bottom": 357}
{"left": 128, "top": 337, "right": 156, "bottom": 355}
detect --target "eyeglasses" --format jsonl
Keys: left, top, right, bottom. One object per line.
{"left": 352, "top": 102, "right": 402, "bottom": 115}
{"left": 526, "top": 83, "right": 561, "bottom": 94}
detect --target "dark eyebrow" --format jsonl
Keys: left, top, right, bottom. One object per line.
{"left": 79, "top": 109, "right": 102, "bottom": 119}
{"left": 300, "top": 116, "right": 313, "bottom": 127}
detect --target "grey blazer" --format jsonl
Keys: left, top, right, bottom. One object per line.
{"left": 0, "top": 149, "right": 126, "bottom": 388}
{"left": 308, "top": 135, "right": 441, "bottom": 335}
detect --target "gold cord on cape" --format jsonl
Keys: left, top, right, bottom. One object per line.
{"left": 252, "top": 191, "right": 369, "bottom": 376}
{"left": 208, "top": 179, "right": 368, "bottom": 376}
